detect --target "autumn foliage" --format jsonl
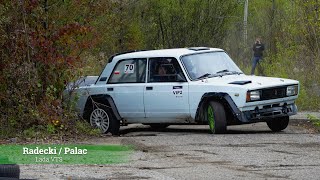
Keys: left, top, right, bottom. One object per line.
{"left": 0, "top": 0, "right": 239, "bottom": 137}
{"left": 0, "top": 1, "right": 96, "bottom": 137}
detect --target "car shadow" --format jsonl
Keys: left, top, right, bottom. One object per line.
{"left": 119, "top": 125, "right": 275, "bottom": 136}
{"left": 120, "top": 127, "right": 209, "bottom": 136}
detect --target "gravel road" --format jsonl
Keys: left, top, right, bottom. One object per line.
{"left": 20, "top": 113, "right": 320, "bottom": 180}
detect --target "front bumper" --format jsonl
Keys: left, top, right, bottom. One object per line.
{"left": 239, "top": 103, "right": 297, "bottom": 123}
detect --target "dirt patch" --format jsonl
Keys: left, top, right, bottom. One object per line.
{"left": 285, "top": 142, "right": 320, "bottom": 148}
{"left": 290, "top": 119, "right": 320, "bottom": 133}
{"left": 120, "top": 138, "right": 170, "bottom": 153}
{"left": 221, "top": 143, "right": 267, "bottom": 148}
{"left": 193, "top": 149, "right": 218, "bottom": 155}
{"left": 270, "top": 149, "right": 300, "bottom": 155}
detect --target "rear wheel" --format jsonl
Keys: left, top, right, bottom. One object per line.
{"left": 267, "top": 116, "right": 289, "bottom": 132}
{"left": 206, "top": 101, "right": 227, "bottom": 134}
{"left": 90, "top": 104, "right": 120, "bottom": 135}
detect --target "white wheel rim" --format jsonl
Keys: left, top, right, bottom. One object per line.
{"left": 90, "top": 108, "right": 110, "bottom": 133}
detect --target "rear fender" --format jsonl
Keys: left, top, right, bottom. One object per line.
{"left": 83, "top": 94, "right": 121, "bottom": 121}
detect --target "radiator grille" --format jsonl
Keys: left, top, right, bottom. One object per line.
{"left": 261, "top": 87, "right": 287, "bottom": 100}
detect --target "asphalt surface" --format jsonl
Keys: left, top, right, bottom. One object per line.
{"left": 20, "top": 113, "right": 320, "bottom": 180}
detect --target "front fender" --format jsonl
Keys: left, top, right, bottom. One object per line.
{"left": 195, "top": 92, "right": 242, "bottom": 123}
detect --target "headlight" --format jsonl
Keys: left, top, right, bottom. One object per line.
{"left": 246, "top": 90, "right": 261, "bottom": 102}
{"left": 287, "top": 85, "right": 298, "bottom": 96}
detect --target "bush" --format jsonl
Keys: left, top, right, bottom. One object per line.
{"left": 307, "top": 114, "right": 320, "bottom": 127}
{"left": 0, "top": 1, "right": 97, "bottom": 139}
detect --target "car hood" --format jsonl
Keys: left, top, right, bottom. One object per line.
{"left": 198, "top": 74, "right": 299, "bottom": 90}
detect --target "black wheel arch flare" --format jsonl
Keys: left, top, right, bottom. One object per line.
{"left": 195, "top": 92, "right": 242, "bottom": 124}
{"left": 83, "top": 94, "right": 121, "bottom": 121}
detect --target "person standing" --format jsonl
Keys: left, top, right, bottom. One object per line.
{"left": 251, "top": 37, "right": 265, "bottom": 75}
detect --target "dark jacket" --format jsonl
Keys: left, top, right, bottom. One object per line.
{"left": 253, "top": 42, "right": 265, "bottom": 57}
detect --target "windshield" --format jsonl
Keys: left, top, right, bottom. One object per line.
{"left": 181, "top": 51, "right": 243, "bottom": 80}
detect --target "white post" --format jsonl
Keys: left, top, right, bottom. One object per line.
{"left": 244, "top": 0, "right": 248, "bottom": 44}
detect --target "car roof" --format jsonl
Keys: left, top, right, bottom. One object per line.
{"left": 112, "top": 47, "right": 224, "bottom": 61}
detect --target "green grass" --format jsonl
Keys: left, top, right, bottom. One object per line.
{"left": 307, "top": 114, "right": 320, "bottom": 127}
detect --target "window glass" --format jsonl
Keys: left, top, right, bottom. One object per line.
{"left": 148, "top": 57, "right": 185, "bottom": 82}
{"left": 108, "top": 59, "right": 146, "bottom": 83}
{"left": 181, "top": 52, "right": 243, "bottom": 80}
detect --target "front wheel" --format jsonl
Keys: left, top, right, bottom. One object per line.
{"left": 90, "top": 105, "right": 120, "bottom": 135}
{"left": 206, "top": 101, "right": 227, "bottom": 134}
{"left": 266, "top": 116, "right": 289, "bottom": 132}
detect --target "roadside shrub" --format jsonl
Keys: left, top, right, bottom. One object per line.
{"left": 0, "top": 1, "right": 97, "bottom": 139}
{"left": 75, "top": 120, "right": 101, "bottom": 137}
{"left": 307, "top": 114, "right": 320, "bottom": 127}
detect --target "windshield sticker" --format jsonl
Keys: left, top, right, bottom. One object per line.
{"left": 124, "top": 64, "right": 134, "bottom": 74}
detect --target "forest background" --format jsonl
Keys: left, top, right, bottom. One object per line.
{"left": 1, "top": 0, "right": 319, "bottom": 138}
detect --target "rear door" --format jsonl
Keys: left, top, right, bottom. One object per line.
{"left": 107, "top": 58, "right": 146, "bottom": 119}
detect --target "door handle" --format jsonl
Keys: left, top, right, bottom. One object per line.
{"left": 146, "top": 86, "right": 153, "bottom": 90}
{"left": 107, "top": 88, "right": 113, "bottom": 91}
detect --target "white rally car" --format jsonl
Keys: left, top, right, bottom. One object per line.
{"left": 66, "top": 47, "right": 299, "bottom": 135}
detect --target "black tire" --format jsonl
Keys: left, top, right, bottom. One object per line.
{"left": 267, "top": 116, "right": 289, "bottom": 132}
{"left": 148, "top": 124, "right": 170, "bottom": 129}
{"left": 89, "top": 104, "right": 120, "bottom": 135}
{"left": 206, "top": 101, "right": 227, "bottom": 134}
{"left": 0, "top": 164, "right": 20, "bottom": 178}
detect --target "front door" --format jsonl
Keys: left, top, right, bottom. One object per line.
{"left": 144, "top": 57, "right": 190, "bottom": 122}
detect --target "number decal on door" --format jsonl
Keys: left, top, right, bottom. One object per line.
{"left": 124, "top": 64, "right": 135, "bottom": 74}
